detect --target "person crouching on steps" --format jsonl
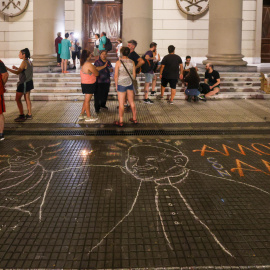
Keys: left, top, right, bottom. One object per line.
{"left": 6, "top": 48, "right": 34, "bottom": 122}
{"left": 184, "top": 67, "right": 201, "bottom": 102}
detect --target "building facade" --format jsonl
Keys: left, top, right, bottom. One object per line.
{"left": 0, "top": 0, "right": 267, "bottom": 65}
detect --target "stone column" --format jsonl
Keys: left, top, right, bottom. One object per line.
{"left": 122, "top": 0, "right": 153, "bottom": 55}
{"left": 203, "top": 0, "right": 247, "bottom": 66}
{"left": 32, "top": 0, "right": 65, "bottom": 67}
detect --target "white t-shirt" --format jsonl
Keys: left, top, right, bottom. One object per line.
{"left": 95, "top": 39, "right": 100, "bottom": 48}
{"left": 184, "top": 62, "right": 196, "bottom": 70}
{"left": 116, "top": 43, "right": 122, "bottom": 57}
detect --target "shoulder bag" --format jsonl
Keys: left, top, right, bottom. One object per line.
{"left": 120, "top": 60, "right": 139, "bottom": 94}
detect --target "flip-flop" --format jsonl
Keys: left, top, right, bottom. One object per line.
{"left": 129, "top": 118, "right": 138, "bottom": 124}
{"left": 113, "top": 121, "right": 124, "bottom": 127}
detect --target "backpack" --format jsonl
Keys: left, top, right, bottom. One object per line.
{"left": 141, "top": 55, "right": 154, "bottom": 73}
{"left": 105, "top": 38, "right": 112, "bottom": 51}
{"left": 199, "top": 83, "right": 211, "bottom": 94}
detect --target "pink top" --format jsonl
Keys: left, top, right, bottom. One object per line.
{"left": 80, "top": 69, "right": 96, "bottom": 84}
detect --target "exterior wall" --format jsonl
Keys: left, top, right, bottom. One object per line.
{"left": 153, "top": 0, "right": 258, "bottom": 63}
{"left": 0, "top": 0, "right": 262, "bottom": 64}
{"left": 0, "top": 0, "right": 33, "bottom": 59}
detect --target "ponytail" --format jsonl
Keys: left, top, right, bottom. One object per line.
{"left": 21, "top": 48, "right": 31, "bottom": 59}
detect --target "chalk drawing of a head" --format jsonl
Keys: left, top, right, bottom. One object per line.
{"left": 8, "top": 146, "right": 45, "bottom": 172}
{"left": 125, "top": 143, "right": 189, "bottom": 182}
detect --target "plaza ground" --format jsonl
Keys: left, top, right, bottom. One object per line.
{"left": 0, "top": 100, "right": 270, "bottom": 270}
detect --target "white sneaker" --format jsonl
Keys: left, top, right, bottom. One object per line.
{"left": 85, "top": 117, "right": 98, "bottom": 122}
{"left": 78, "top": 114, "right": 86, "bottom": 120}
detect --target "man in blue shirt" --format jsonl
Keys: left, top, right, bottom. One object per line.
{"left": 99, "top": 32, "right": 107, "bottom": 52}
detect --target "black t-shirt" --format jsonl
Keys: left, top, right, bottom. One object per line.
{"left": 0, "top": 61, "right": 7, "bottom": 74}
{"left": 161, "top": 54, "right": 182, "bottom": 80}
{"left": 128, "top": 51, "right": 140, "bottom": 67}
{"left": 185, "top": 75, "right": 200, "bottom": 90}
{"left": 205, "top": 70, "right": 220, "bottom": 85}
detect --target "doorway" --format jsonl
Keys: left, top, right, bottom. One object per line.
{"left": 83, "top": 0, "right": 122, "bottom": 53}
{"left": 261, "top": 0, "right": 270, "bottom": 62}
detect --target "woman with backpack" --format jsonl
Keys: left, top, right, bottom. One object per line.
{"left": 114, "top": 47, "right": 137, "bottom": 127}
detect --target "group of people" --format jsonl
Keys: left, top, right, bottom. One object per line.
{"left": 78, "top": 38, "right": 221, "bottom": 125}
{"left": 0, "top": 48, "right": 34, "bottom": 141}
{"left": 55, "top": 32, "right": 82, "bottom": 73}
{"left": 0, "top": 38, "right": 221, "bottom": 140}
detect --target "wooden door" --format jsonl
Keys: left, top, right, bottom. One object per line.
{"left": 83, "top": 0, "right": 122, "bottom": 52}
{"left": 261, "top": 1, "right": 270, "bottom": 62}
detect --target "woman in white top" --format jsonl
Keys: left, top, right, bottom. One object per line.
{"left": 93, "top": 34, "right": 100, "bottom": 60}
{"left": 114, "top": 47, "right": 137, "bottom": 127}
{"left": 116, "top": 38, "right": 122, "bottom": 60}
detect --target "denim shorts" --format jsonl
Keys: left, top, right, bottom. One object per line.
{"left": 117, "top": 84, "right": 134, "bottom": 92}
{"left": 144, "top": 73, "right": 155, "bottom": 83}
{"left": 185, "top": 89, "right": 200, "bottom": 96}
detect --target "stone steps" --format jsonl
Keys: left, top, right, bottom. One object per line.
{"left": 5, "top": 81, "right": 261, "bottom": 88}
{"left": 8, "top": 72, "right": 262, "bottom": 78}
{"left": 5, "top": 71, "right": 266, "bottom": 100}
{"left": 4, "top": 86, "right": 261, "bottom": 93}
{"left": 3, "top": 91, "right": 269, "bottom": 101}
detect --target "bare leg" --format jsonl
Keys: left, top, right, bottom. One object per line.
{"left": 170, "top": 89, "right": 176, "bottom": 102}
{"left": 61, "top": 59, "right": 64, "bottom": 73}
{"left": 127, "top": 90, "right": 137, "bottom": 121}
{"left": 84, "top": 94, "right": 93, "bottom": 118}
{"left": 117, "top": 91, "right": 126, "bottom": 123}
{"left": 81, "top": 103, "right": 86, "bottom": 115}
{"left": 205, "top": 87, "right": 220, "bottom": 97}
{"left": 144, "top": 82, "right": 150, "bottom": 99}
{"left": 24, "top": 92, "right": 32, "bottom": 115}
{"left": 64, "top": 60, "right": 68, "bottom": 72}
{"left": 0, "top": 114, "right": 4, "bottom": 133}
{"left": 15, "top": 92, "right": 24, "bottom": 115}
{"left": 160, "top": 86, "right": 165, "bottom": 97}
{"left": 152, "top": 76, "right": 157, "bottom": 92}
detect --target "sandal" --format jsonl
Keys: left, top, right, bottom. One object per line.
{"left": 113, "top": 121, "right": 124, "bottom": 127}
{"left": 129, "top": 118, "right": 138, "bottom": 124}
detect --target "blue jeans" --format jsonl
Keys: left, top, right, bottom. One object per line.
{"left": 185, "top": 89, "right": 200, "bottom": 96}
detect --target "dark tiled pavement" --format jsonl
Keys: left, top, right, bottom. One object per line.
{"left": 0, "top": 138, "right": 270, "bottom": 269}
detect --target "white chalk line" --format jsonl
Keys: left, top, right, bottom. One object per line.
{"left": 155, "top": 185, "right": 173, "bottom": 250}
{"left": 16, "top": 166, "right": 45, "bottom": 195}
{"left": 189, "top": 169, "right": 270, "bottom": 196}
{"left": 88, "top": 180, "right": 143, "bottom": 254}
{"left": 0, "top": 196, "right": 41, "bottom": 217}
{"left": 0, "top": 167, "right": 36, "bottom": 183}
{"left": 39, "top": 170, "right": 54, "bottom": 222}
{"left": 169, "top": 179, "right": 234, "bottom": 257}
{"left": 0, "top": 171, "right": 34, "bottom": 191}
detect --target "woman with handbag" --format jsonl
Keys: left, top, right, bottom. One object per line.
{"left": 114, "top": 47, "right": 137, "bottom": 127}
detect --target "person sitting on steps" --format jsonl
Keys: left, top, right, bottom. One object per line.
{"left": 199, "top": 63, "right": 220, "bottom": 100}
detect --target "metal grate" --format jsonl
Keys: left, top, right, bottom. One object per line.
{"left": 4, "top": 129, "right": 270, "bottom": 136}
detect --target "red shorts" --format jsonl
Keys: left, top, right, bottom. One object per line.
{"left": 0, "top": 94, "right": 5, "bottom": 114}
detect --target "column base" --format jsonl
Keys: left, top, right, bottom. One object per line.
{"left": 32, "top": 54, "right": 58, "bottom": 67}
{"left": 203, "top": 54, "right": 247, "bottom": 66}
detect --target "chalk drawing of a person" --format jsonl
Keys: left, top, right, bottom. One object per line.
{"left": 0, "top": 142, "right": 269, "bottom": 261}
{"left": 0, "top": 146, "right": 53, "bottom": 220}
